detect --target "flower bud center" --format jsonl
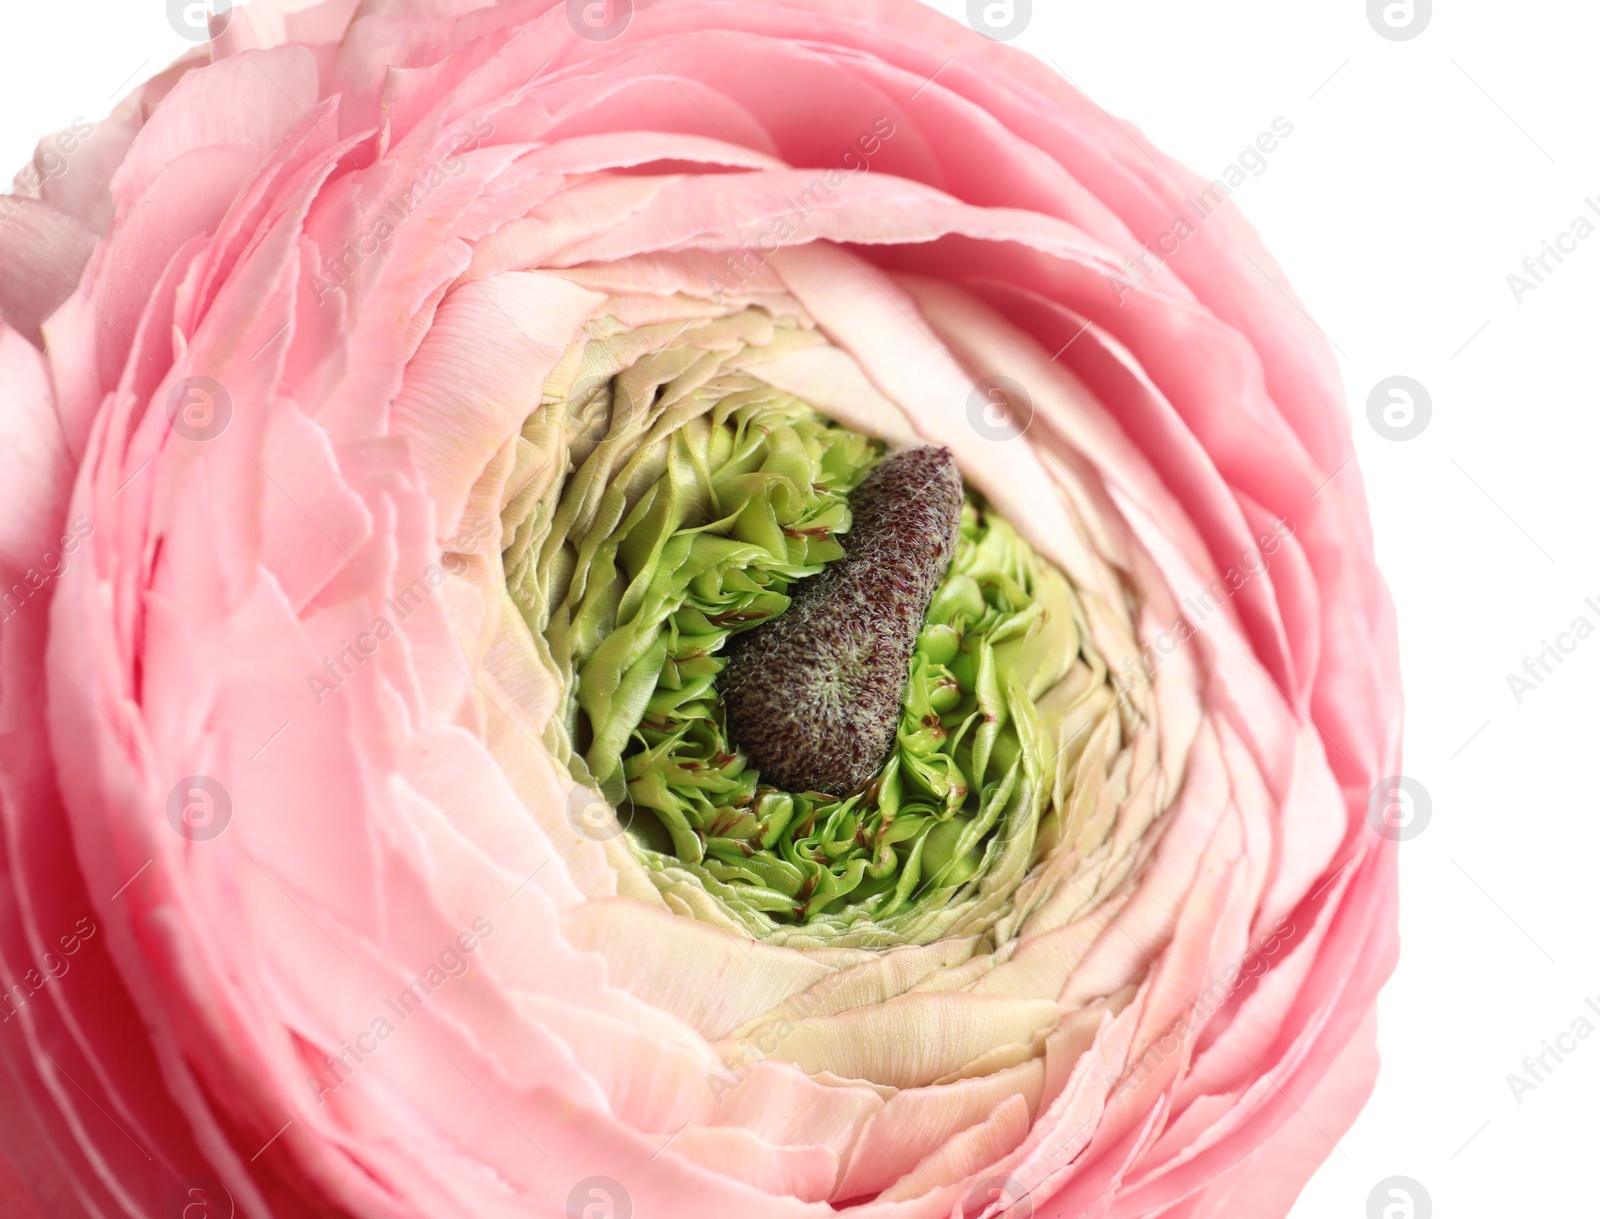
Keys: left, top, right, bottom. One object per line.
{"left": 719, "top": 446, "right": 963, "bottom": 796}
{"left": 503, "top": 311, "right": 1120, "bottom": 946}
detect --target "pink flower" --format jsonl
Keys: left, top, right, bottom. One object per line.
{"left": 0, "top": 2, "right": 1401, "bottom": 1217}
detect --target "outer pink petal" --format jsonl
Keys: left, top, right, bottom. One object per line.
{"left": 0, "top": 200, "right": 96, "bottom": 347}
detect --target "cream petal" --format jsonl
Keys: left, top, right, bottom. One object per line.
{"left": 736, "top": 993, "right": 1063, "bottom": 1091}
{"left": 563, "top": 899, "right": 833, "bottom": 1041}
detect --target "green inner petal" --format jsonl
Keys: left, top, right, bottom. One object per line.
{"left": 560, "top": 401, "right": 881, "bottom": 791}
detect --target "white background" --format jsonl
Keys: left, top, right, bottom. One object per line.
{"left": 2, "top": 2, "right": 1595, "bottom": 1216}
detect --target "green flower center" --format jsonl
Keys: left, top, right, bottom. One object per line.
{"left": 503, "top": 310, "right": 1105, "bottom": 947}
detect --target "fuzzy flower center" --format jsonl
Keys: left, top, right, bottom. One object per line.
{"left": 719, "top": 446, "right": 964, "bottom": 797}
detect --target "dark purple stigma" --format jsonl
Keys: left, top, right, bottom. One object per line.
{"left": 719, "top": 446, "right": 963, "bottom": 796}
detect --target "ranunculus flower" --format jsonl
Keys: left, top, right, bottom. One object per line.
{"left": 0, "top": 1, "right": 1401, "bottom": 1216}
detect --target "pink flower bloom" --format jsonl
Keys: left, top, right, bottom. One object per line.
{"left": 0, "top": 2, "right": 1400, "bottom": 1217}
